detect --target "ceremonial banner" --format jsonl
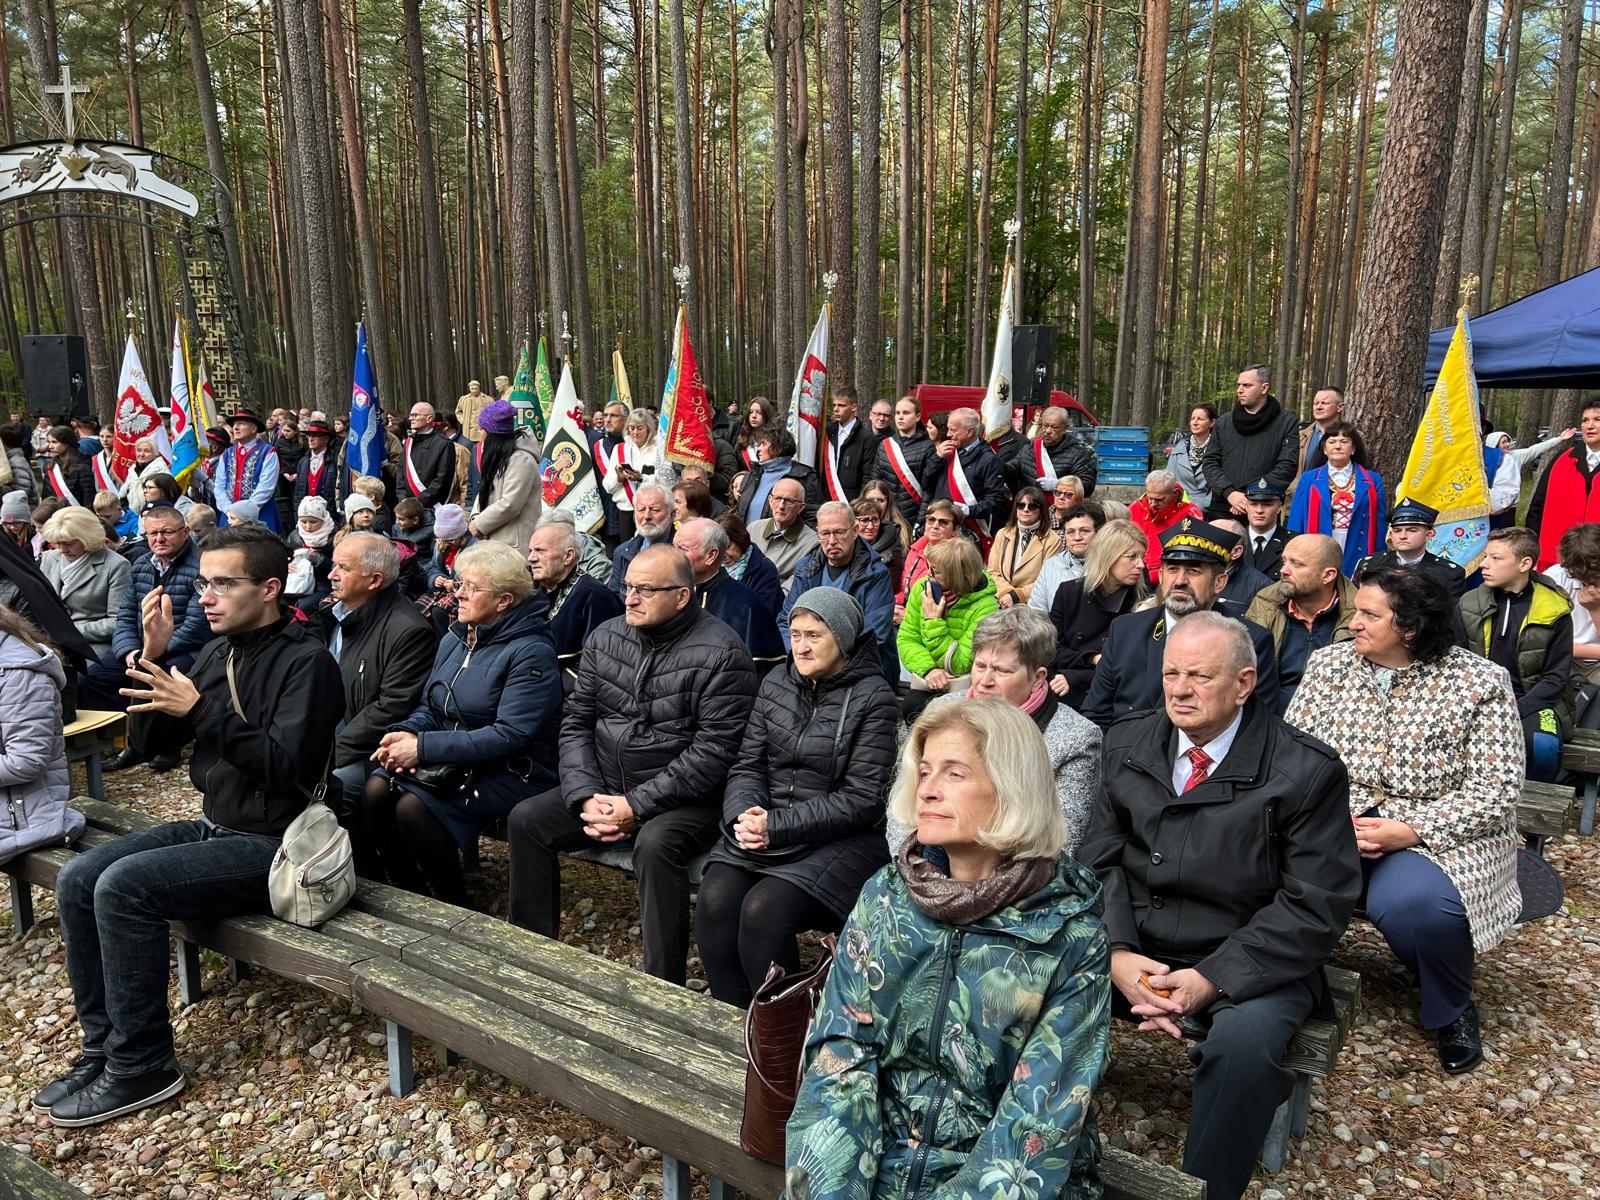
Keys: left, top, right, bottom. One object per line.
{"left": 535, "top": 337, "right": 558, "bottom": 429}
{"left": 611, "top": 347, "right": 633, "bottom": 411}
{"left": 509, "top": 340, "right": 546, "bottom": 442}
{"left": 542, "top": 356, "right": 604, "bottom": 533}
{"left": 190, "top": 353, "right": 220, "bottom": 433}
{"left": 168, "top": 318, "right": 200, "bottom": 487}
{"left": 786, "top": 302, "right": 829, "bottom": 471}
{"left": 109, "top": 334, "right": 167, "bottom": 486}
{"left": 1400, "top": 309, "right": 1490, "bottom": 572}
{"left": 656, "top": 304, "right": 715, "bottom": 471}
{"left": 347, "top": 322, "right": 385, "bottom": 478}
{"left": 981, "top": 260, "right": 1016, "bottom": 442}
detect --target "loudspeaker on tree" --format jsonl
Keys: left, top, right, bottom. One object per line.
{"left": 20, "top": 335, "right": 89, "bottom": 419}
{"left": 1012, "top": 325, "right": 1055, "bottom": 409}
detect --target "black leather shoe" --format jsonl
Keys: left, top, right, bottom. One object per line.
{"left": 1438, "top": 1003, "right": 1483, "bottom": 1074}
{"left": 148, "top": 754, "right": 181, "bottom": 773}
{"left": 102, "top": 747, "right": 147, "bottom": 773}
{"left": 48, "top": 1066, "right": 185, "bottom": 1127}
{"left": 31, "top": 1056, "right": 106, "bottom": 1112}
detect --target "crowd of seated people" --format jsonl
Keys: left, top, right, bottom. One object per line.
{"left": 4, "top": 378, "right": 1586, "bottom": 1200}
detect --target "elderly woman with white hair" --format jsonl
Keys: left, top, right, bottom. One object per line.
{"left": 120, "top": 438, "right": 170, "bottom": 516}
{"left": 602, "top": 407, "right": 674, "bottom": 528}
{"left": 38, "top": 506, "right": 130, "bottom": 665}
{"left": 787, "top": 699, "right": 1110, "bottom": 1199}
{"left": 364, "top": 542, "right": 561, "bottom": 905}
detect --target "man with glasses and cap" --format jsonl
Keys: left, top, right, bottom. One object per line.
{"left": 1353, "top": 499, "right": 1468, "bottom": 598}
{"left": 1081, "top": 517, "right": 1281, "bottom": 726}
{"left": 212, "top": 409, "right": 282, "bottom": 534}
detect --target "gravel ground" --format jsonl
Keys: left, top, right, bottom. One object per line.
{"left": 1, "top": 761, "right": 1597, "bottom": 1198}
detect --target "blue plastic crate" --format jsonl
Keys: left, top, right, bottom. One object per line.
{"left": 1099, "top": 470, "right": 1150, "bottom": 485}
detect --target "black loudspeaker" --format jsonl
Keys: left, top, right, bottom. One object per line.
{"left": 1012, "top": 324, "right": 1055, "bottom": 408}
{"left": 21, "top": 335, "right": 88, "bottom": 419}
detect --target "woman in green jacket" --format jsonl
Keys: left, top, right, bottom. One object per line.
{"left": 898, "top": 537, "right": 999, "bottom": 724}
{"left": 785, "top": 699, "right": 1111, "bottom": 1200}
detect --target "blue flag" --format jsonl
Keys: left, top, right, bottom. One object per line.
{"left": 348, "top": 322, "right": 384, "bottom": 479}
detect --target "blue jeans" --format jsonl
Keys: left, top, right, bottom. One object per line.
{"left": 56, "top": 820, "right": 280, "bottom": 1077}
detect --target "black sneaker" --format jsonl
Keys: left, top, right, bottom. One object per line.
{"left": 102, "top": 747, "right": 148, "bottom": 773}
{"left": 31, "top": 1056, "right": 106, "bottom": 1112}
{"left": 48, "top": 1066, "right": 185, "bottom": 1127}
{"left": 1437, "top": 1002, "right": 1483, "bottom": 1074}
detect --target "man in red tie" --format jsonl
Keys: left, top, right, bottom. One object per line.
{"left": 1080, "top": 610, "right": 1361, "bottom": 1200}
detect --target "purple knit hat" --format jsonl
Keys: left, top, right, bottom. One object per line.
{"left": 478, "top": 399, "right": 518, "bottom": 436}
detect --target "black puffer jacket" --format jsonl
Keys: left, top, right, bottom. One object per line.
{"left": 559, "top": 605, "right": 757, "bottom": 821}
{"left": 710, "top": 634, "right": 898, "bottom": 915}
{"left": 873, "top": 432, "right": 937, "bottom": 523}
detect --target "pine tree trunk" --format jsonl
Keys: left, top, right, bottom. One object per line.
{"left": 770, "top": 0, "right": 794, "bottom": 391}
{"left": 825, "top": 0, "right": 854, "bottom": 389}
{"left": 557, "top": 0, "right": 597, "bottom": 398}
{"left": 969, "top": 0, "right": 1000, "bottom": 388}
{"left": 1130, "top": 0, "right": 1168, "bottom": 428}
{"left": 1346, "top": 0, "right": 1472, "bottom": 486}
{"left": 854, "top": 0, "right": 882, "bottom": 404}
{"left": 533, "top": 0, "right": 569, "bottom": 363}
{"left": 1273, "top": 0, "right": 1307, "bottom": 392}
{"left": 669, "top": 0, "right": 700, "bottom": 352}
{"left": 1333, "top": 0, "right": 1379, "bottom": 385}
{"left": 787, "top": 0, "right": 810, "bottom": 359}
{"left": 895, "top": 0, "right": 915, "bottom": 395}
{"left": 509, "top": 0, "right": 539, "bottom": 351}
{"left": 1431, "top": 0, "right": 1489, "bottom": 327}
{"left": 1077, "top": 0, "right": 1101, "bottom": 409}
{"left": 1479, "top": 0, "right": 1521, "bottom": 310}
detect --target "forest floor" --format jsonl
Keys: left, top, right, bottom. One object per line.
{"left": 0, "top": 761, "right": 1596, "bottom": 1199}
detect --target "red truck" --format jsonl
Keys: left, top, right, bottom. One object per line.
{"left": 910, "top": 384, "right": 1097, "bottom": 432}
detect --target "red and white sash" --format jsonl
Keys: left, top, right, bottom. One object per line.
{"left": 1032, "top": 439, "right": 1059, "bottom": 489}
{"left": 884, "top": 437, "right": 924, "bottom": 506}
{"left": 739, "top": 445, "right": 754, "bottom": 470}
{"left": 823, "top": 434, "right": 846, "bottom": 503}
{"left": 403, "top": 436, "right": 426, "bottom": 497}
{"left": 90, "top": 452, "right": 119, "bottom": 494}
{"left": 610, "top": 441, "right": 638, "bottom": 506}
{"left": 946, "top": 448, "right": 992, "bottom": 549}
{"left": 46, "top": 464, "right": 83, "bottom": 506}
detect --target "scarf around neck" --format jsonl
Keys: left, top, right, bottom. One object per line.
{"left": 1230, "top": 392, "right": 1284, "bottom": 438}
{"left": 895, "top": 839, "right": 1054, "bottom": 925}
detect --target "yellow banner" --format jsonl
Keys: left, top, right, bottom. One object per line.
{"left": 1399, "top": 309, "right": 1489, "bottom": 571}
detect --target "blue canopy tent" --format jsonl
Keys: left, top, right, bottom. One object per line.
{"left": 1424, "top": 267, "right": 1600, "bottom": 390}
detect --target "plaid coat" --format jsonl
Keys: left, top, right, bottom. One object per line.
{"left": 1286, "top": 642, "right": 1523, "bottom": 953}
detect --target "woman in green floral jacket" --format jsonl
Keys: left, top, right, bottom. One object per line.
{"left": 785, "top": 699, "right": 1111, "bottom": 1200}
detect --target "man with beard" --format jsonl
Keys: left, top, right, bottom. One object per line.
{"left": 608, "top": 483, "right": 674, "bottom": 594}
{"left": 1081, "top": 518, "right": 1280, "bottom": 725}
{"left": 1199, "top": 365, "right": 1302, "bottom": 521}
{"left": 1244, "top": 533, "right": 1356, "bottom": 712}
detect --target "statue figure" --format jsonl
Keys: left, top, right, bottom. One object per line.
{"left": 494, "top": 374, "right": 512, "bottom": 402}
{"left": 457, "top": 379, "right": 490, "bottom": 442}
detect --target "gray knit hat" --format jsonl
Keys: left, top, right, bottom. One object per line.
{"left": 790, "top": 586, "right": 864, "bottom": 655}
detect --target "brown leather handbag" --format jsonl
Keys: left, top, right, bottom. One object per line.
{"left": 739, "top": 934, "right": 838, "bottom": 1164}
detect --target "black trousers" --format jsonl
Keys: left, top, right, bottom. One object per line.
{"left": 695, "top": 864, "right": 840, "bottom": 1007}
{"left": 506, "top": 786, "right": 718, "bottom": 985}
{"left": 1114, "top": 975, "right": 1317, "bottom": 1200}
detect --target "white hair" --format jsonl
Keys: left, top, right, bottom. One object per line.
{"left": 1166, "top": 610, "right": 1256, "bottom": 675}
{"left": 1145, "top": 469, "right": 1176, "bottom": 490}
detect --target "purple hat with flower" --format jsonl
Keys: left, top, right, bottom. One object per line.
{"left": 478, "top": 399, "right": 518, "bottom": 437}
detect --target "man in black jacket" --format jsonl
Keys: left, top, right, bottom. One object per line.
{"left": 306, "top": 533, "right": 436, "bottom": 851}
{"left": 292, "top": 419, "right": 342, "bottom": 512}
{"left": 1199, "top": 365, "right": 1302, "bottom": 520}
{"left": 873, "top": 392, "right": 936, "bottom": 526}
{"left": 40, "top": 524, "right": 342, "bottom": 1128}
{"left": 506, "top": 544, "right": 757, "bottom": 982}
{"left": 399, "top": 402, "right": 457, "bottom": 508}
{"left": 1081, "top": 611, "right": 1360, "bottom": 1200}
{"left": 822, "top": 385, "right": 869, "bottom": 501}
{"left": 922, "top": 407, "right": 1009, "bottom": 534}
{"left": 1008, "top": 405, "right": 1099, "bottom": 497}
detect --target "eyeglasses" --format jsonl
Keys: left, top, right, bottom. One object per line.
{"left": 145, "top": 527, "right": 183, "bottom": 539}
{"left": 1016, "top": 501, "right": 1040, "bottom": 511}
{"left": 622, "top": 582, "right": 689, "bottom": 597}
{"left": 454, "top": 580, "right": 494, "bottom": 597}
{"left": 769, "top": 494, "right": 804, "bottom": 507}
{"left": 193, "top": 575, "right": 262, "bottom": 596}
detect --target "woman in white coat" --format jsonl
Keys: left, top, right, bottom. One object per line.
{"left": 468, "top": 400, "right": 543, "bottom": 552}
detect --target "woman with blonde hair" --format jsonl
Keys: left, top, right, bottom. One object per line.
{"left": 1048, "top": 519, "right": 1150, "bottom": 708}
{"left": 38, "top": 507, "right": 130, "bottom": 665}
{"left": 787, "top": 699, "right": 1110, "bottom": 1199}
{"left": 898, "top": 536, "right": 998, "bottom": 722}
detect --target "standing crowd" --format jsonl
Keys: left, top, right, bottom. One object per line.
{"left": 0, "top": 366, "right": 1585, "bottom": 1199}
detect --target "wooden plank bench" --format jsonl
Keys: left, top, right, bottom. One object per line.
{"left": 1560, "top": 728, "right": 1600, "bottom": 836}
{"left": 1519, "top": 779, "right": 1576, "bottom": 855}
{"left": 0, "top": 1144, "right": 91, "bottom": 1198}
{"left": 62, "top": 711, "right": 125, "bottom": 802}
{"left": 5, "top": 799, "right": 1207, "bottom": 1200}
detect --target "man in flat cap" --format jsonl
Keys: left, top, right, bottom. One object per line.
{"left": 1082, "top": 517, "right": 1281, "bottom": 725}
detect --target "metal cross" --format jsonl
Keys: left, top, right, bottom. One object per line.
{"left": 44, "top": 63, "right": 89, "bottom": 141}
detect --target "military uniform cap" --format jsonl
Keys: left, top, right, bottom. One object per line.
{"left": 1158, "top": 517, "right": 1238, "bottom": 565}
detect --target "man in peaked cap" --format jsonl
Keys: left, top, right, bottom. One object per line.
{"left": 1241, "top": 477, "right": 1290, "bottom": 580}
{"left": 1353, "top": 499, "right": 1468, "bottom": 598}
{"left": 1081, "top": 516, "right": 1281, "bottom": 725}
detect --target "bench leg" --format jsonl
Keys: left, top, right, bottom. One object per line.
{"left": 1289, "top": 1074, "right": 1312, "bottom": 1139}
{"left": 661, "top": 1153, "right": 692, "bottom": 1200}
{"left": 7, "top": 874, "right": 33, "bottom": 935}
{"left": 85, "top": 749, "right": 105, "bottom": 802}
{"left": 386, "top": 1021, "right": 415, "bottom": 1097}
{"left": 175, "top": 939, "right": 203, "bottom": 1006}
{"left": 1260, "top": 1096, "right": 1292, "bottom": 1174}
{"left": 461, "top": 838, "right": 481, "bottom": 872}
{"left": 229, "top": 959, "right": 251, "bottom": 984}
{"left": 709, "top": 1179, "right": 741, "bottom": 1200}
{"left": 1582, "top": 776, "right": 1598, "bottom": 837}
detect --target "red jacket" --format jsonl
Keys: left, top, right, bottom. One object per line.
{"left": 1529, "top": 445, "right": 1600, "bottom": 569}
{"left": 1130, "top": 496, "right": 1206, "bottom": 583}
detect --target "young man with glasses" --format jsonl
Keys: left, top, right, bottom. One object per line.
{"left": 506, "top": 544, "right": 757, "bottom": 984}
{"left": 37, "top": 524, "right": 342, "bottom": 1128}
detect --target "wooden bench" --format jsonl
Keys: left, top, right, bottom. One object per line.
{"left": 1520, "top": 778, "right": 1577, "bottom": 855}
{"left": 1560, "top": 728, "right": 1600, "bottom": 836}
{"left": 1264, "top": 966, "right": 1359, "bottom": 1173}
{"left": 0, "top": 1145, "right": 90, "bottom": 1198}
{"left": 5, "top": 799, "right": 1207, "bottom": 1200}
{"left": 62, "top": 711, "right": 125, "bottom": 802}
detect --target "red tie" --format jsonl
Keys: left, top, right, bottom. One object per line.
{"left": 1183, "top": 746, "right": 1212, "bottom": 793}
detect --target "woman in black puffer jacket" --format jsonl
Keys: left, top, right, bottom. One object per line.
{"left": 697, "top": 586, "right": 899, "bottom": 1006}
